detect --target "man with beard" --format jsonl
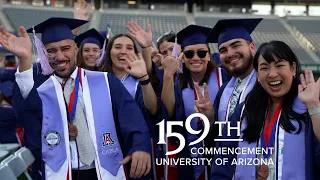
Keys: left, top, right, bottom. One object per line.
{"left": 0, "top": 18, "right": 151, "bottom": 180}
{"left": 194, "top": 18, "right": 262, "bottom": 156}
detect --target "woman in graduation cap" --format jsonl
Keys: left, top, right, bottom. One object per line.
{"left": 75, "top": 28, "right": 106, "bottom": 71}
{"left": 161, "top": 24, "right": 230, "bottom": 180}
{"left": 211, "top": 41, "right": 320, "bottom": 180}
{"left": 98, "top": 31, "right": 166, "bottom": 179}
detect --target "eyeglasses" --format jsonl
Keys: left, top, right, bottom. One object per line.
{"left": 183, "top": 50, "right": 208, "bottom": 59}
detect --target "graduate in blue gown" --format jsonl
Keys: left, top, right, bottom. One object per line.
{"left": 0, "top": 81, "right": 20, "bottom": 144}
{"left": 75, "top": 28, "right": 106, "bottom": 71}
{"left": 211, "top": 41, "right": 320, "bottom": 180}
{"left": 98, "top": 33, "right": 166, "bottom": 180}
{"left": 1, "top": 17, "right": 152, "bottom": 180}
{"left": 161, "top": 25, "right": 230, "bottom": 180}
{"left": 199, "top": 19, "right": 262, "bottom": 154}
{"left": 205, "top": 18, "right": 263, "bottom": 123}
{"left": 11, "top": 63, "right": 50, "bottom": 180}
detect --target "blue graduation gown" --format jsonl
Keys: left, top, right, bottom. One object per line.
{"left": 134, "top": 84, "right": 163, "bottom": 138}
{"left": 0, "top": 106, "right": 19, "bottom": 144}
{"left": 12, "top": 65, "right": 152, "bottom": 180}
{"left": 172, "top": 68, "right": 230, "bottom": 180}
{"left": 0, "top": 68, "right": 16, "bottom": 82}
{"left": 210, "top": 102, "right": 320, "bottom": 180}
{"left": 151, "top": 62, "right": 180, "bottom": 96}
{"left": 133, "top": 84, "right": 167, "bottom": 180}
{"left": 12, "top": 64, "right": 49, "bottom": 180}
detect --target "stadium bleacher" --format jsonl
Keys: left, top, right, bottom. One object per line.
{"left": 287, "top": 17, "right": 320, "bottom": 59}
{"left": 99, "top": 11, "right": 189, "bottom": 43}
{"left": 2, "top": 6, "right": 90, "bottom": 34}
{"left": 195, "top": 14, "right": 318, "bottom": 65}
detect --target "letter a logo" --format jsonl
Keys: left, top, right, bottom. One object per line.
{"left": 102, "top": 132, "right": 115, "bottom": 146}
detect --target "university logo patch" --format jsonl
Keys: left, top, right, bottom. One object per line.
{"left": 102, "top": 132, "right": 115, "bottom": 146}
{"left": 44, "top": 131, "right": 61, "bottom": 147}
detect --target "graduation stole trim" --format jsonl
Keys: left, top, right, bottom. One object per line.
{"left": 234, "top": 98, "right": 306, "bottom": 180}
{"left": 218, "top": 70, "right": 256, "bottom": 123}
{"left": 38, "top": 69, "right": 126, "bottom": 180}
{"left": 121, "top": 74, "right": 139, "bottom": 98}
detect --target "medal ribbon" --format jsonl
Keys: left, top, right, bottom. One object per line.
{"left": 261, "top": 99, "right": 282, "bottom": 159}
{"left": 61, "top": 68, "right": 82, "bottom": 122}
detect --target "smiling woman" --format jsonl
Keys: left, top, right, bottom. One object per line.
{"left": 98, "top": 33, "right": 161, "bottom": 179}
{"left": 75, "top": 28, "right": 105, "bottom": 71}
{"left": 160, "top": 24, "right": 231, "bottom": 180}
{"left": 211, "top": 40, "right": 320, "bottom": 180}
{"left": 244, "top": 40, "right": 301, "bottom": 143}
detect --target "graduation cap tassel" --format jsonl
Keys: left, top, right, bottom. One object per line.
{"left": 106, "top": 25, "right": 112, "bottom": 39}
{"left": 96, "top": 25, "right": 110, "bottom": 67}
{"left": 96, "top": 40, "right": 106, "bottom": 67}
{"left": 32, "top": 28, "right": 54, "bottom": 75}
{"left": 172, "top": 36, "right": 183, "bottom": 73}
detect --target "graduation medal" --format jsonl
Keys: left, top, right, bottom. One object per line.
{"left": 62, "top": 68, "right": 82, "bottom": 141}
{"left": 258, "top": 100, "right": 282, "bottom": 180}
{"left": 69, "top": 124, "right": 78, "bottom": 141}
{"left": 257, "top": 164, "right": 269, "bottom": 180}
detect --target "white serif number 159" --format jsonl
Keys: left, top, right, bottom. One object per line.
{"left": 157, "top": 113, "right": 210, "bottom": 155}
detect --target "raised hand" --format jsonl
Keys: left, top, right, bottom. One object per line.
{"left": 124, "top": 53, "right": 148, "bottom": 78}
{"left": 298, "top": 69, "right": 320, "bottom": 109}
{"left": 119, "top": 151, "right": 151, "bottom": 178}
{"left": 0, "top": 26, "right": 32, "bottom": 61}
{"left": 126, "top": 22, "right": 152, "bottom": 48}
{"left": 162, "top": 53, "right": 183, "bottom": 77}
{"left": 194, "top": 82, "right": 214, "bottom": 122}
{"left": 74, "top": 0, "right": 93, "bottom": 20}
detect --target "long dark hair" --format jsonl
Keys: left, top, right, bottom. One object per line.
{"left": 99, "top": 34, "right": 139, "bottom": 73}
{"left": 179, "top": 44, "right": 217, "bottom": 89}
{"left": 242, "top": 41, "right": 306, "bottom": 143}
{"left": 76, "top": 45, "right": 98, "bottom": 71}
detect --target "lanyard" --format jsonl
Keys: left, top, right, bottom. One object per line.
{"left": 60, "top": 68, "right": 83, "bottom": 122}
{"left": 261, "top": 99, "right": 282, "bottom": 158}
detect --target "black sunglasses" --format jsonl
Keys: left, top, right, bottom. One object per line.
{"left": 183, "top": 50, "right": 208, "bottom": 59}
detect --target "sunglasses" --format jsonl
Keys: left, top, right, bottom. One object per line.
{"left": 183, "top": 50, "right": 208, "bottom": 59}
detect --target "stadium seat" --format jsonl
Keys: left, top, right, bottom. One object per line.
{"left": 14, "top": 147, "right": 35, "bottom": 168}
{"left": 0, "top": 149, "right": 9, "bottom": 161}
{"left": 0, "top": 164, "right": 16, "bottom": 180}
{"left": 1, "top": 154, "right": 32, "bottom": 179}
